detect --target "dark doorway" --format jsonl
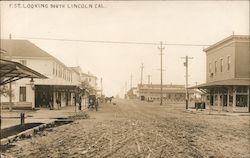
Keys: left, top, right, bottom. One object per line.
{"left": 35, "top": 85, "right": 53, "bottom": 108}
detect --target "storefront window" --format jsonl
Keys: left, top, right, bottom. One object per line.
{"left": 236, "top": 95, "right": 247, "bottom": 107}
{"left": 236, "top": 86, "right": 247, "bottom": 93}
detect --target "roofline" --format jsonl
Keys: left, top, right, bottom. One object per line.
{"left": 0, "top": 48, "right": 7, "bottom": 53}
{"left": 203, "top": 35, "right": 250, "bottom": 52}
{"left": 189, "top": 78, "right": 250, "bottom": 89}
{"left": 1, "top": 39, "right": 72, "bottom": 70}
{"left": 81, "top": 72, "right": 97, "bottom": 79}
{"left": 0, "top": 59, "right": 47, "bottom": 79}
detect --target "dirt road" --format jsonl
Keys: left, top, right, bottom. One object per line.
{"left": 2, "top": 99, "right": 250, "bottom": 158}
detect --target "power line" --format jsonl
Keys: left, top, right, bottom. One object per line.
{"left": 15, "top": 36, "right": 211, "bottom": 47}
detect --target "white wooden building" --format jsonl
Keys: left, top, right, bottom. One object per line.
{"left": 0, "top": 39, "right": 87, "bottom": 109}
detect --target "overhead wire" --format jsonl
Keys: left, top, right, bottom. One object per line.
{"left": 15, "top": 36, "right": 211, "bottom": 47}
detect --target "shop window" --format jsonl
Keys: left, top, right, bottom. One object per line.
{"left": 19, "top": 87, "right": 26, "bottom": 102}
{"left": 236, "top": 86, "right": 248, "bottom": 93}
{"left": 236, "top": 95, "right": 247, "bottom": 107}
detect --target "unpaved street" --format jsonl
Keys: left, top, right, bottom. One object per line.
{"left": 2, "top": 99, "right": 250, "bottom": 158}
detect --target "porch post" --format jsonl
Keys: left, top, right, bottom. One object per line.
{"left": 232, "top": 86, "right": 236, "bottom": 112}
{"left": 208, "top": 92, "right": 211, "bottom": 114}
{"left": 227, "top": 88, "right": 230, "bottom": 111}
{"left": 218, "top": 91, "right": 221, "bottom": 112}
{"left": 248, "top": 86, "right": 250, "bottom": 112}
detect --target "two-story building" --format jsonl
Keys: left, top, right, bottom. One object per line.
{"left": 194, "top": 35, "right": 250, "bottom": 112}
{"left": 0, "top": 39, "right": 84, "bottom": 109}
{"left": 81, "top": 72, "right": 98, "bottom": 95}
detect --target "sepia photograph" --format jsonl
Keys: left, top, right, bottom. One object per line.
{"left": 0, "top": 0, "right": 249, "bottom": 157}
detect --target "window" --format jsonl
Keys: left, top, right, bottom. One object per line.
{"left": 20, "top": 60, "right": 27, "bottom": 66}
{"left": 56, "top": 64, "right": 58, "bottom": 76}
{"left": 53, "top": 62, "right": 55, "bottom": 75}
{"left": 215, "top": 61, "right": 217, "bottom": 74}
{"left": 209, "top": 63, "right": 212, "bottom": 73}
{"left": 19, "top": 87, "right": 26, "bottom": 102}
{"left": 227, "top": 56, "right": 231, "bottom": 71}
{"left": 220, "top": 59, "right": 223, "bottom": 72}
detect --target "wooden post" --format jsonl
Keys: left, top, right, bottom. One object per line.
{"left": 218, "top": 93, "right": 221, "bottom": 112}
{"left": 232, "top": 87, "right": 236, "bottom": 112}
{"left": 20, "top": 113, "right": 25, "bottom": 127}
{"left": 227, "top": 88, "right": 230, "bottom": 112}
{"left": 248, "top": 86, "right": 250, "bottom": 112}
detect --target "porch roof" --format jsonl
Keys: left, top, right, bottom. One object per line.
{"left": 189, "top": 78, "right": 250, "bottom": 89}
{"left": 0, "top": 59, "right": 47, "bottom": 85}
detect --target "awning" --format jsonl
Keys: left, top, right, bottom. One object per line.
{"left": 189, "top": 78, "right": 250, "bottom": 89}
{"left": 0, "top": 59, "right": 47, "bottom": 85}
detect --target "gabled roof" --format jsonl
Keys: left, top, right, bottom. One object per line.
{"left": 203, "top": 35, "right": 250, "bottom": 52}
{"left": 0, "top": 39, "right": 53, "bottom": 58}
{"left": 1, "top": 39, "right": 71, "bottom": 70}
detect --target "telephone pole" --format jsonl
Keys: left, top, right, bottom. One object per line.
{"left": 147, "top": 75, "right": 151, "bottom": 85}
{"left": 100, "top": 77, "right": 103, "bottom": 97}
{"left": 9, "top": 34, "right": 13, "bottom": 111}
{"left": 140, "top": 63, "right": 144, "bottom": 85}
{"left": 158, "top": 42, "right": 165, "bottom": 105}
{"left": 181, "top": 56, "right": 193, "bottom": 109}
{"left": 125, "top": 82, "right": 127, "bottom": 99}
{"left": 130, "top": 73, "right": 133, "bottom": 89}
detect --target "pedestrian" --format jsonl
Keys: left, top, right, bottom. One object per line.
{"left": 56, "top": 98, "right": 60, "bottom": 110}
{"left": 79, "top": 96, "right": 82, "bottom": 110}
{"left": 49, "top": 97, "right": 53, "bottom": 110}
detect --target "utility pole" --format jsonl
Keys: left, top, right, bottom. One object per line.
{"left": 140, "top": 63, "right": 144, "bottom": 101}
{"left": 181, "top": 56, "right": 193, "bottom": 109}
{"left": 140, "top": 63, "right": 144, "bottom": 85}
{"left": 9, "top": 34, "right": 13, "bottom": 111}
{"left": 100, "top": 77, "right": 103, "bottom": 97}
{"left": 130, "top": 73, "right": 133, "bottom": 89}
{"left": 147, "top": 75, "right": 151, "bottom": 85}
{"left": 158, "top": 41, "right": 165, "bottom": 105}
{"left": 125, "top": 82, "right": 127, "bottom": 99}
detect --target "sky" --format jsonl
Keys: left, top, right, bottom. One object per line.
{"left": 1, "top": 1, "right": 249, "bottom": 97}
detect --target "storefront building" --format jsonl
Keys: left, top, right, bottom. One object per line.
{"left": 0, "top": 39, "right": 87, "bottom": 109}
{"left": 195, "top": 35, "right": 250, "bottom": 112}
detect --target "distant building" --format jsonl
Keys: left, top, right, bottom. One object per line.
{"left": 127, "top": 87, "right": 138, "bottom": 99}
{"left": 138, "top": 84, "right": 196, "bottom": 103}
{"left": 0, "top": 39, "right": 90, "bottom": 109}
{"left": 81, "top": 72, "right": 98, "bottom": 95}
{"left": 194, "top": 35, "right": 250, "bottom": 112}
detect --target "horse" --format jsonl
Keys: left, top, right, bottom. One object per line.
{"left": 105, "top": 96, "right": 114, "bottom": 103}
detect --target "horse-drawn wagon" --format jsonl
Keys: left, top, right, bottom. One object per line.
{"left": 88, "top": 95, "right": 98, "bottom": 111}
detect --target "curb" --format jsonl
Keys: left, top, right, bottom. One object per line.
{"left": 185, "top": 109, "right": 250, "bottom": 116}
{"left": 0, "top": 121, "right": 55, "bottom": 146}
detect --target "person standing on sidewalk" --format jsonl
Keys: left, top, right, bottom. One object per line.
{"left": 79, "top": 96, "right": 82, "bottom": 111}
